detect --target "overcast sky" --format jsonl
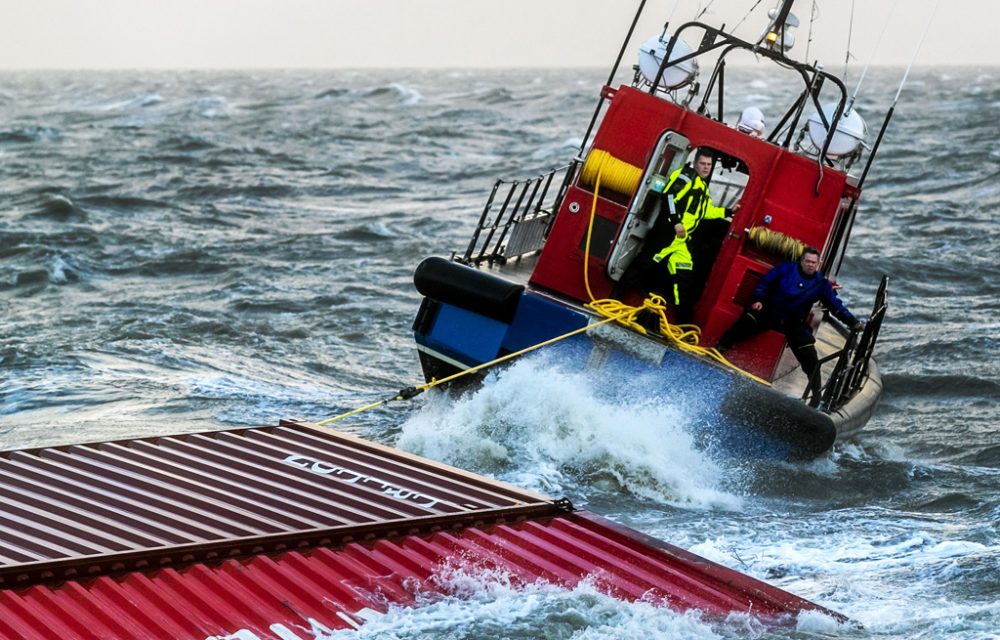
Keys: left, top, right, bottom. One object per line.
{"left": 1, "top": 0, "right": 994, "bottom": 70}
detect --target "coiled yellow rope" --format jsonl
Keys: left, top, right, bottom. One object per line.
{"left": 579, "top": 149, "right": 643, "bottom": 196}
{"left": 586, "top": 296, "right": 769, "bottom": 384}
{"left": 747, "top": 226, "right": 806, "bottom": 261}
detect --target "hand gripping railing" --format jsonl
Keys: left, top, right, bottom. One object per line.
{"left": 814, "top": 276, "right": 890, "bottom": 411}
{"left": 460, "top": 163, "right": 576, "bottom": 266}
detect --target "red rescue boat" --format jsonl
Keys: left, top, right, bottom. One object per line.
{"left": 412, "top": 0, "right": 890, "bottom": 460}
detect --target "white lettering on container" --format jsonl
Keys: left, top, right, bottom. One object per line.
{"left": 282, "top": 454, "right": 441, "bottom": 509}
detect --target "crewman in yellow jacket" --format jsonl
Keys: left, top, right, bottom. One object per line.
{"left": 646, "top": 148, "right": 739, "bottom": 324}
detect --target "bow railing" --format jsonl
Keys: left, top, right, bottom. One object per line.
{"left": 813, "top": 275, "right": 889, "bottom": 411}
{"left": 459, "top": 163, "right": 576, "bottom": 266}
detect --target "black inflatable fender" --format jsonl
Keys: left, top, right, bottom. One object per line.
{"left": 720, "top": 375, "right": 837, "bottom": 460}
{"left": 413, "top": 257, "right": 525, "bottom": 324}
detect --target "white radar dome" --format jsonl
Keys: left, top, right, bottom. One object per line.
{"left": 736, "top": 106, "right": 766, "bottom": 137}
{"left": 807, "top": 103, "right": 868, "bottom": 157}
{"left": 638, "top": 34, "right": 698, "bottom": 90}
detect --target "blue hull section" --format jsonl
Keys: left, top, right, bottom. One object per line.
{"left": 422, "top": 303, "right": 511, "bottom": 366}
{"left": 502, "top": 293, "right": 590, "bottom": 353}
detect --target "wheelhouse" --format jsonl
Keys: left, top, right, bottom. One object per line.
{"left": 531, "top": 91, "right": 857, "bottom": 379}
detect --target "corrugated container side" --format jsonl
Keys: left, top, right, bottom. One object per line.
{"left": 0, "top": 512, "right": 843, "bottom": 640}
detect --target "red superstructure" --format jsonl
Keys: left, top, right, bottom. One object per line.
{"left": 530, "top": 86, "right": 858, "bottom": 380}
{"left": 0, "top": 422, "right": 844, "bottom": 638}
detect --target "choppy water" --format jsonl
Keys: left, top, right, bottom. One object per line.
{"left": 1, "top": 67, "right": 998, "bottom": 639}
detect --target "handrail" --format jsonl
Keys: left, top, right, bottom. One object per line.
{"left": 814, "top": 275, "right": 889, "bottom": 411}
{"left": 460, "top": 164, "right": 575, "bottom": 266}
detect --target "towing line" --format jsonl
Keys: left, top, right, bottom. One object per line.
{"left": 317, "top": 296, "right": 767, "bottom": 427}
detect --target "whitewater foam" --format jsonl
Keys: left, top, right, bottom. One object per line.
{"left": 324, "top": 566, "right": 724, "bottom": 640}
{"left": 396, "top": 358, "right": 742, "bottom": 510}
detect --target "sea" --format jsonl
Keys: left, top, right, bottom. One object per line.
{"left": 1, "top": 66, "right": 998, "bottom": 639}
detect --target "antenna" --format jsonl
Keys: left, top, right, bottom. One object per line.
{"left": 668, "top": 0, "right": 682, "bottom": 22}
{"left": 892, "top": 0, "right": 940, "bottom": 107}
{"left": 578, "top": 0, "right": 649, "bottom": 155}
{"left": 804, "top": 0, "right": 818, "bottom": 63}
{"left": 858, "top": 0, "right": 942, "bottom": 190}
{"left": 733, "top": 0, "right": 766, "bottom": 33}
{"left": 843, "top": 0, "right": 856, "bottom": 80}
{"left": 694, "top": 0, "right": 719, "bottom": 22}
{"left": 847, "top": 0, "right": 900, "bottom": 113}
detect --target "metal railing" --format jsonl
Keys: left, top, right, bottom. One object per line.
{"left": 460, "top": 163, "right": 576, "bottom": 266}
{"left": 814, "top": 275, "right": 890, "bottom": 411}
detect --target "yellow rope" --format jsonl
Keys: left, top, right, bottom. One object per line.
{"left": 580, "top": 150, "right": 770, "bottom": 386}
{"left": 747, "top": 226, "right": 806, "bottom": 261}
{"left": 583, "top": 165, "right": 601, "bottom": 301}
{"left": 316, "top": 294, "right": 767, "bottom": 427}
{"left": 317, "top": 312, "right": 626, "bottom": 426}
{"left": 579, "top": 149, "right": 642, "bottom": 196}
{"left": 586, "top": 297, "right": 771, "bottom": 386}
{"left": 581, "top": 148, "right": 641, "bottom": 302}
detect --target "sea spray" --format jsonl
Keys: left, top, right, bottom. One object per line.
{"left": 326, "top": 565, "right": 725, "bottom": 640}
{"left": 397, "top": 357, "right": 742, "bottom": 510}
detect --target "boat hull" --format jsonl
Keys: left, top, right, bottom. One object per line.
{"left": 414, "top": 258, "right": 876, "bottom": 461}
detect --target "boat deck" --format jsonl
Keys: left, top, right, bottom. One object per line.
{"left": 771, "top": 319, "right": 882, "bottom": 439}
{"left": 479, "top": 252, "right": 539, "bottom": 286}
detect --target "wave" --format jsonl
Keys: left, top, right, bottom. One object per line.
{"left": 2, "top": 254, "right": 83, "bottom": 290}
{"left": 189, "top": 95, "right": 230, "bottom": 119}
{"left": 337, "top": 222, "right": 401, "bottom": 241}
{"left": 30, "top": 194, "right": 87, "bottom": 220}
{"left": 158, "top": 133, "right": 218, "bottom": 153}
{"left": 319, "top": 83, "right": 425, "bottom": 106}
{"left": 365, "top": 83, "right": 424, "bottom": 105}
{"left": 336, "top": 567, "right": 729, "bottom": 640}
{"left": 882, "top": 373, "right": 1000, "bottom": 399}
{"left": 75, "top": 195, "right": 175, "bottom": 211}
{"left": 465, "top": 86, "right": 516, "bottom": 104}
{"left": 396, "top": 358, "right": 742, "bottom": 511}
{"left": 911, "top": 492, "right": 983, "bottom": 513}
{"left": 0, "top": 125, "right": 60, "bottom": 144}
{"left": 963, "top": 444, "right": 1000, "bottom": 467}
{"left": 181, "top": 371, "right": 343, "bottom": 426}
{"left": 174, "top": 182, "right": 300, "bottom": 200}
{"left": 104, "top": 249, "right": 231, "bottom": 277}
{"left": 315, "top": 88, "right": 350, "bottom": 99}
{"left": 88, "top": 93, "right": 164, "bottom": 112}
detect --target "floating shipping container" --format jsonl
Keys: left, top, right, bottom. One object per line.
{"left": 0, "top": 420, "right": 844, "bottom": 639}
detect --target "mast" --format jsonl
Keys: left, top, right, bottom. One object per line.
{"left": 758, "top": 0, "right": 798, "bottom": 50}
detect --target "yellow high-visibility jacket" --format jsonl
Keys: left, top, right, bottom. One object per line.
{"left": 652, "top": 165, "right": 729, "bottom": 270}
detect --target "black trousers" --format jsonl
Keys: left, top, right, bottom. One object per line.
{"left": 613, "top": 257, "right": 696, "bottom": 325}
{"left": 719, "top": 310, "right": 823, "bottom": 407}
